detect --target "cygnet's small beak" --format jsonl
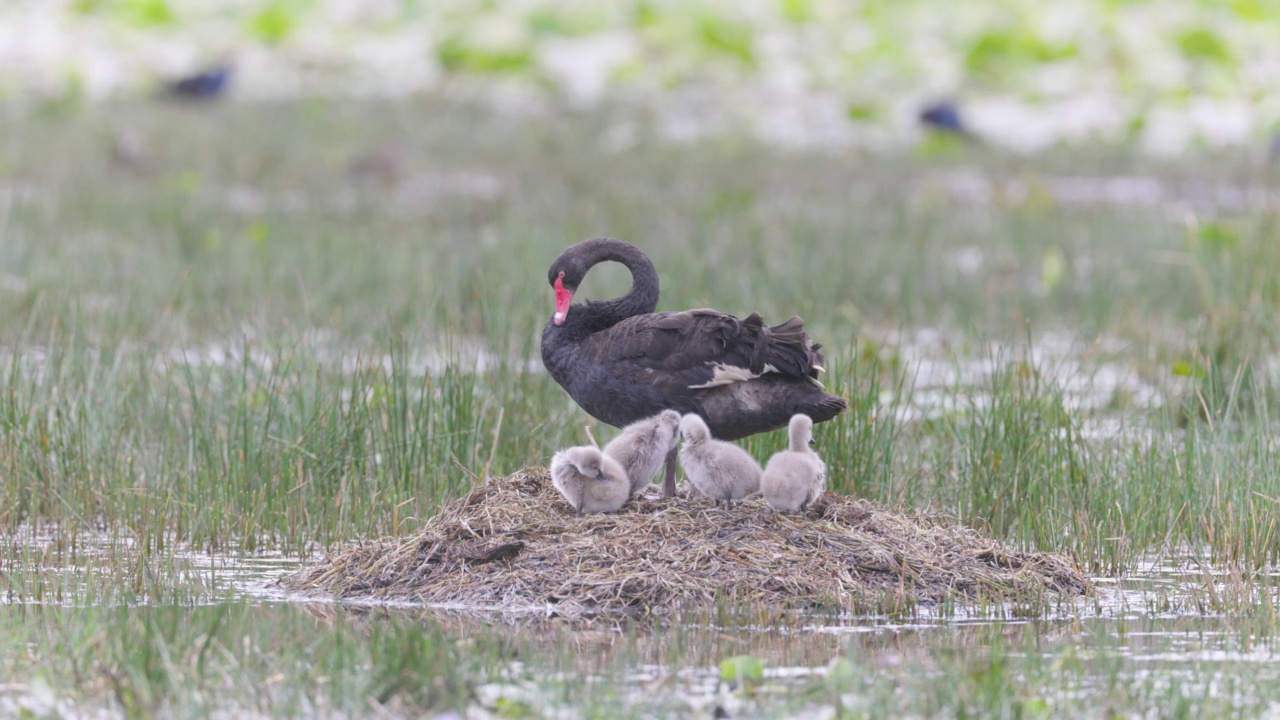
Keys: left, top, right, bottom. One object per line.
{"left": 808, "top": 438, "right": 817, "bottom": 448}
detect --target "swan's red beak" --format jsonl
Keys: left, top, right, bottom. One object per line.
{"left": 553, "top": 275, "right": 572, "bottom": 326}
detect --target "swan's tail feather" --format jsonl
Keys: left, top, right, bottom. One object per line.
{"left": 742, "top": 313, "right": 826, "bottom": 380}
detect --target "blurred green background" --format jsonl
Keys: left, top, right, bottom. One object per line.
{"left": 6, "top": 0, "right": 1280, "bottom": 154}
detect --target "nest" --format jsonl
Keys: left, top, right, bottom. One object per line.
{"left": 282, "top": 468, "right": 1088, "bottom": 617}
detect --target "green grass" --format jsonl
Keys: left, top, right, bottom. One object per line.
{"left": 7, "top": 98, "right": 1280, "bottom": 566}
{"left": 5, "top": 97, "right": 1280, "bottom": 716}
{"left": 0, "top": 603, "right": 491, "bottom": 717}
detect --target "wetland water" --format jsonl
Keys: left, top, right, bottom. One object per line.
{"left": 6, "top": 529, "right": 1280, "bottom": 718}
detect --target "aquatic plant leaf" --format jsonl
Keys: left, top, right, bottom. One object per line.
{"left": 494, "top": 697, "right": 536, "bottom": 718}
{"left": 1041, "top": 247, "right": 1066, "bottom": 294}
{"left": 528, "top": 9, "right": 608, "bottom": 37}
{"left": 720, "top": 655, "right": 765, "bottom": 686}
{"left": 1172, "top": 360, "right": 1207, "bottom": 379}
{"left": 1230, "top": 0, "right": 1269, "bottom": 21}
{"left": 438, "top": 20, "right": 534, "bottom": 74}
{"left": 918, "top": 132, "right": 966, "bottom": 158}
{"left": 966, "top": 28, "right": 1077, "bottom": 76}
{"left": 438, "top": 44, "right": 533, "bottom": 73}
{"left": 780, "top": 0, "right": 812, "bottom": 23}
{"left": 847, "top": 103, "right": 878, "bottom": 121}
{"left": 1177, "top": 28, "right": 1233, "bottom": 64}
{"left": 1126, "top": 112, "right": 1147, "bottom": 137}
{"left": 119, "top": 0, "right": 175, "bottom": 27}
{"left": 632, "top": 2, "right": 661, "bottom": 28}
{"left": 825, "top": 657, "right": 857, "bottom": 687}
{"left": 247, "top": 221, "right": 269, "bottom": 246}
{"left": 1199, "top": 222, "right": 1239, "bottom": 250}
{"left": 248, "top": 5, "right": 297, "bottom": 45}
{"left": 70, "top": 0, "right": 104, "bottom": 14}
{"left": 1016, "top": 697, "right": 1052, "bottom": 716}
{"left": 699, "top": 15, "right": 755, "bottom": 65}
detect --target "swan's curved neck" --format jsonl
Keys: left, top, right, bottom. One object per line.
{"left": 578, "top": 239, "right": 659, "bottom": 326}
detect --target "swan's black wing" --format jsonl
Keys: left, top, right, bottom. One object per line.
{"left": 547, "top": 307, "right": 846, "bottom": 437}
{"left": 583, "top": 309, "right": 825, "bottom": 390}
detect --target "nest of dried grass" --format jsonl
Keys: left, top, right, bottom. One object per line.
{"left": 282, "top": 468, "right": 1088, "bottom": 617}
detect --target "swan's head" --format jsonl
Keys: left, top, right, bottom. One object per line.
{"left": 678, "top": 414, "right": 711, "bottom": 444}
{"left": 547, "top": 255, "right": 587, "bottom": 326}
{"left": 565, "top": 446, "right": 605, "bottom": 478}
{"left": 547, "top": 238, "right": 646, "bottom": 326}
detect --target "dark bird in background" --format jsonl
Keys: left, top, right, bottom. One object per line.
{"left": 540, "top": 238, "right": 848, "bottom": 498}
{"left": 162, "top": 64, "right": 233, "bottom": 100}
{"left": 919, "top": 100, "right": 979, "bottom": 141}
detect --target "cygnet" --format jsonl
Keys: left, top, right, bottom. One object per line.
{"left": 677, "top": 414, "right": 762, "bottom": 510}
{"left": 761, "top": 414, "right": 826, "bottom": 513}
{"left": 602, "top": 410, "right": 682, "bottom": 497}
{"left": 550, "top": 445, "right": 630, "bottom": 517}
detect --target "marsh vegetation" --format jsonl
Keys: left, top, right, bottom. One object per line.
{"left": 4, "top": 98, "right": 1280, "bottom": 716}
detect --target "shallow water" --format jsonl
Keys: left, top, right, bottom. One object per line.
{"left": 5, "top": 529, "right": 1280, "bottom": 717}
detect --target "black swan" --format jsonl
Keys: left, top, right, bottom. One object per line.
{"left": 540, "top": 237, "right": 848, "bottom": 497}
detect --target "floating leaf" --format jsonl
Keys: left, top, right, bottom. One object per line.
{"left": 70, "top": 0, "right": 104, "bottom": 14}
{"left": 247, "top": 220, "right": 269, "bottom": 246}
{"left": 846, "top": 103, "right": 878, "bottom": 121}
{"left": 493, "top": 697, "right": 535, "bottom": 718}
{"left": 1041, "top": 246, "right": 1066, "bottom": 294}
{"left": 248, "top": 4, "right": 297, "bottom": 45}
{"left": 1018, "top": 697, "right": 1052, "bottom": 716}
{"left": 1177, "top": 28, "right": 1232, "bottom": 64}
{"left": 1199, "top": 222, "right": 1239, "bottom": 250}
{"left": 1172, "top": 360, "right": 1207, "bottom": 379}
{"left": 917, "top": 132, "right": 966, "bottom": 158}
{"left": 780, "top": 0, "right": 812, "bottom": 23}
{"left": 632, "top": 2, "right": 661, "bottom": 28}
{"left": 120, "top": 0, "right": 175, "bottom": 27}
{"left": 1126, "top": 112, "right": 1147, "bottom": 138}
{"left": 966, "top": 28, "right": 1077, "bottom": 77}
{"left": 438, "top": 43, "right": 533, "bottom": 73}
{"left": 825, "top": 657, "right": 857, "bottom": 686}
{"left": 1230, "top": 0, "right": 1268, "bottom": 21}
{"left": 719, "top": 655, "right": 765, "bottom": 687}
{"left": 438, "top": 19, "right": 534, "bottom": 74}
{"left": 699, "top": 14, "right": 755, "bottom": 65}
{"left": 528, "top": 9, "right": 607, "bottom": 37}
